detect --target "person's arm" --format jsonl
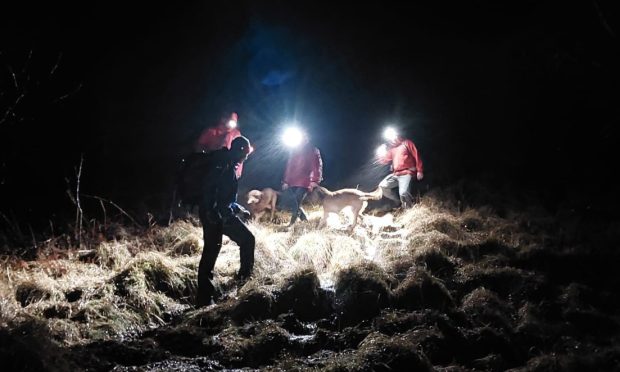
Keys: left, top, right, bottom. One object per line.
{"left": 214, "top": 168, "right": 236, "bottom": 221}
{"left": 376, "top": 145, "right": 393, "bottom": 165}
{"left": 282, "top": 156, "right": 293, "bottom": 189}
{"left": 309, "top": 147, "right": 323, "bottom": 186}
{"left": 404, "top": 139, "right": 423, "bottom": 179}
{"left": 200, "top": 167, "right": 222, "bottom": 223}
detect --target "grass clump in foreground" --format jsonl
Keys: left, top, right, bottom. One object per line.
{"left": 2, "top": 183, "right": 620, "bottom": 371}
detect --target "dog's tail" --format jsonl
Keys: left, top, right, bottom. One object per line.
{"left": 315, "top": 186, "right": 335, "bottom": 197}
{"left": 360, "top": 187, "right": 383, "bottom": 201}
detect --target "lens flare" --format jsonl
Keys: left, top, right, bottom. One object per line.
{"left": 376, "top": 144, "right": 388, "bottom": 157}
{"left": 227, "top": 120, "right": 238, "bottom": 129}
{"left": 383, "top": 127, "right": 398, "bottom": 142}
{"left": 282, "top": 126, "right": 304, "bottom": 148}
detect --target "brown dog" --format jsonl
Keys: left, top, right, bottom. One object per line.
{"left": 316, "top": 186, "right": 382, "bottom": 230}
{"left": 246, "top": 188, "right": 279, "bottom": 222}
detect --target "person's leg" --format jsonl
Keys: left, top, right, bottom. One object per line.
{"left": 397, "top": 174, "right": 414, "bottom": 208}
{"left": 379, "top": 174, "right": 400, "bottom": 203}
{"left": 197, "top": 208, "right": 223, "bottom": 306}
{"left": 297, "top": 188, "right": 309, "bottom": 221}
{"left": 223, "top": 216, "right": 256, "bottom": 279}
{"left": 289, "top": 187, "right": 308, "bottom": 225}
{"left": 284, "top": 188, "right": 298, "bottom": 225}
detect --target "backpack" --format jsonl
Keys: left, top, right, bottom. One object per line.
{"left": 176, "top": 152, "right": 215, "bottom": 207}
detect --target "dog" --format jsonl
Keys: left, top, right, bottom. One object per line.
{"left": 246, "top": 188, "right": 280, "bottom": 222}
{"left": 316, "top": 186, "right": 382, "bottom": 231}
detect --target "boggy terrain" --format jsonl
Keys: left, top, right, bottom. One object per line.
{"left": 1, "top": 184, "right": 619, "bottom": 371}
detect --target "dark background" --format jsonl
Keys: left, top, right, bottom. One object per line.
{"left": 1, "top": 1, "right": 618, "bottom": 229}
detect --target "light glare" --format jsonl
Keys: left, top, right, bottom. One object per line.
{"left": 282, "top": 126, "right": 304, "bottom": 148}
{"left": 376, "top": 144, "right": 387, "bottom": 157}
{"left": 383, "top": 127, "right": 398, "bottom": 141}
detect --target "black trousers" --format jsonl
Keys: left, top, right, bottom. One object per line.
{"left": 197, "top": 211, "right": 255, "bottom": 305}
{"left": 288, "top": 187, "right": 308, "bottom": 225}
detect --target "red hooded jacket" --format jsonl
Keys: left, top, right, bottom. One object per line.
{"left": 196, "top": 126, "right": 241, "bottom": 152}
{"left": 378, "top": 137, "right": 423, "bottom": 176}
{"left": 283, "top": 144, "right": 323, "bottom": 189}
{"left": 196, "top": 126, "right": 245, "bottom": 177}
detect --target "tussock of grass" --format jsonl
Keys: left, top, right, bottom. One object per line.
{"left": 148, "top": 219, "right": 201, "bottom": 251}
{"left": 324, "top": 331, "right": 433, "bottom": 372}
{"left": 289, "top": 232, "right": 332, "bottom": 270}
{"left": 461, "top": 287, "right": 513, "bottom": 330}
{"left": 2, "top": 184, "right": 617, "bottom": 370}
{"left": 456, "top": 264, "right": 548, "bottom": 303}
{"left": 273, "top": 267, "right": 334, "bottom": 321}
{"left": 392, "top": 268, "right": 454, "bottom": 312}
{"left": 169, "top": 234, "right": 202, "bottom": 256}
{"left": 231, "top": 283, "right": 275, "bottom": 323}
{"left": 335, "top": 262, "right": 393, "bottom": 325}
{"left": 412, "top": 246, "right": 456, "bottom": 279}
{"left": 96, "top": 240, "right": 132, "bottom": 269}
{"left": 329, "top": 235, "right": 366, "bottom": 272}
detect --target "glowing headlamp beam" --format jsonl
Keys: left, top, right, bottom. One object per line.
{"left": 376, "top": 144, "right": 387, "bottom": 157}
{"left": 282, "top": 126, "right": 304, "bottom": 148}
{"left": 383, "top": 126, "right": 398, "bottom": 142}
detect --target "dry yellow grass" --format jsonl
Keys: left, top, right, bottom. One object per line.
{"left": 0, "top": 192, "right": 536, "bottom": 347}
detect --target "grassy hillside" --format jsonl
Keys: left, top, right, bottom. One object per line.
{"left": 1, "top": 186, "right": 619, "bottom": 371}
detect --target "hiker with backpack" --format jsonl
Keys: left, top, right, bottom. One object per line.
{"left": 195, "top": 136, "right": 254, "bottom": 307}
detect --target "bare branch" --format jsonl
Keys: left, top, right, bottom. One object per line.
{"left": 0, "top": 93, "right": 25, "bottom": 126}
{"left": 50, "top": 52, "right": 62, "bottom": 75}
{"left": 83, "top": 194, "right": 143, "bottom": 228}
{"left": 54, "top": 82, "right": 83, "bottom": 103}
{"left": 22, "top": 49, "right": 32, "bottom": 74}
{"left": 6, "top": 65, "right": 18, "bottom": 90}
{"left": 593, "top": 0, "right": 616, "bottom": 38}
{"left": 74, "top": 154, "right": 84, "bottom": 246}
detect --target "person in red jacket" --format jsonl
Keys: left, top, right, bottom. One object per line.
{"left": 282, "top": 134, "right": 323, "bottom": 226}
{"left": 376, "top": 131, "right": 424, "bottom": 209}
{"left": 195, "top": 112, "right": 245, "bottom": 178}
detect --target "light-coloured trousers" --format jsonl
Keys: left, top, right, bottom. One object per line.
{"left": 379, "top": 173, "right": 413, "bottom": 207}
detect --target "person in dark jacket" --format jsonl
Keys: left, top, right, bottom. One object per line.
{"left": 282, "top": 133, "right": 323, "bottom": 226}
{"left": 196, "top": 136, "right": 254, "bottom": 307}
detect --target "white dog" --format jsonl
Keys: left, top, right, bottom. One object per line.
{"left": 246, "top": 188, "right": 279, "bottom": 222}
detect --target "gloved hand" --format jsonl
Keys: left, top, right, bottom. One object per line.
{"left": 232, "top": 203, "right": 251, "bottom": 221}
{"left": 417, "top": 171, "right": 424, "bottom": 181}
{"left": 375, "top": 144, "right": 387, "bottom": 157}
{"left": 240, "top": 209, "right": 251, "bottom": 221}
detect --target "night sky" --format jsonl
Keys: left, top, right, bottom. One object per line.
{"left": 1, "top": 1, "right": 618, "bottom": 227}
